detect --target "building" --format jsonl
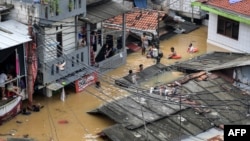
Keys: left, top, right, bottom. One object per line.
{"left": 1, "top": 0, "right": 130, "bottom": 99}
{"left": 1, "top": 0, "right": 88, "bottom": 99}
{"left": 192, "top": 0, "right": 250, "bottom": 53}
{"left": 79, "top": 0, "right": 129, "bottom": 74}
{"left": 91, "top": 52, "right": 250, "bottom": 140}
{"left": 0, "top": 16, "right": 31, "bottom": 124}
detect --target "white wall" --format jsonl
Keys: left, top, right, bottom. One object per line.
{"left": 6, "top": 1, "right": 39, "bottom": 24}
{"left": 233, "top": 66, "right": 250, "bottom": 93}
{"left": 207, "top": 13, "right": 250, "bottom": 53}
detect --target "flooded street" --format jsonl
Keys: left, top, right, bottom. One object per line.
{"left": 0, "top": 26, "right": 228, "bottom": 141}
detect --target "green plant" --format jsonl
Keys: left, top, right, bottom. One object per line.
{"left": 68, "top": 0, "right": 73, "bottom": 11}
{"left": 49, "top": 0, "right": 60, "bottom": 15}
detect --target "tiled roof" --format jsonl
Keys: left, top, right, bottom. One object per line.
{"left": 206, "top": 0, "right": 250, "bottom": 16}
{"left": 207, "top": 135, "right": 224, "bottom": 141}
{"left": 104, "top": 8, "right": 166, "bottom": 30}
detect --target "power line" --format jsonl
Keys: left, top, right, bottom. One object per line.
{"left": 33, "top": 24, "right": 248, "bottom": 140}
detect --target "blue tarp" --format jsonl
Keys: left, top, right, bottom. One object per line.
{"left": 134, "top": 0, "right": 147, "bottom": 9}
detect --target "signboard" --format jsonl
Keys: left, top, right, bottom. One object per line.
{"left": 75, "top": 72, "right": 98, "bottom": 93}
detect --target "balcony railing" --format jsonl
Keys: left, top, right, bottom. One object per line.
{"left": 42, "top": 47, "right": 89, "bottom": 84}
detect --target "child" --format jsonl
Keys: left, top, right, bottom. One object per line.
{"left": 168, "top": 47, "right": 177, "bottom": 59}
{"left": 138, "top": 64, "right": 143, "bottom": 72}
{"left": 187, "top": 43, "right": 198, "bottom": 53}
{"left": 146, "top": 46, "right": 153, "bottom": 58}
{"left": 187, "top": 43, "right": 194, "bottom": 53}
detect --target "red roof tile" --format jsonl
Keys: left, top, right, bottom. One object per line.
{"left": 206, "top": 0, "right": 250, "bottom": 16}
{"left": 207, "top": 135, "right": 224, "bottom": 141}
{"left": 104, "top": 8, "right": 166, "bottom": 31}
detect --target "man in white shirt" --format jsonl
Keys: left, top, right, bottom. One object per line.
{"left": 0, "top": 70, "right": 8, "bottom": 99}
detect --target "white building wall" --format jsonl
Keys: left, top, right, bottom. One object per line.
{"left": 207, "top": 13, "right": 250, "bottom": 53}
{"left": 6, "top": 1, "right": 39, "bottom": 24}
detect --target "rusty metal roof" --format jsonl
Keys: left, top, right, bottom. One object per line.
{"left": 172, "top": 51, "right": 250, "bottom": 72}
{"left": 93, "top": 62, "right": 250, "bottom": 141}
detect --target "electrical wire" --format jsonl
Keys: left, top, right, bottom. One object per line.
{"left": 32, "top": 23, "right": 249, "bottom": 140}
{"left": 37, "top": 30, "right": 250, "bottom": 113}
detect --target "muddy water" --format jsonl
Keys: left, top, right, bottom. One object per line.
{"left": 0, "top": 26, "right": 227, "bottom": 141}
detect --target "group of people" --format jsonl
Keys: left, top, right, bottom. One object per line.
{"left": 0, "top": 70, "right": 21, "bottom": 100}
{"left": 140, "top": 32, "right": 197, "bottom": 60}
{"left": 128, "top": 64, "right": 144, "bottom": 84}
{"left": 168, "top": 43, "right": 198, "bottom": 59}
{"left": 141, "top": 32, "right": 163, "bottom": 58}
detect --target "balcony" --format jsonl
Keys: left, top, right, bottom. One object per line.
{"left": 41, "top": 47, "right": 89, "bottom": 85}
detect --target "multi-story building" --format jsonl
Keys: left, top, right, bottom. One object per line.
{"left": 192, "top": 0, "right": 250, "bottom": 53}
{"left": 3, "top": 0, "right": 88, "bottom": 97}
{"left": 3, "top": 0, "right": 128, "bottom": 98}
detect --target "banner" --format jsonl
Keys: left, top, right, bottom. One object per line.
{"left": 75, "top": 72, "right": 98, "bottom": 93}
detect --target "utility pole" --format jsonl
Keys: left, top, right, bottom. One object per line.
{"left": 27, "top": 16, "right": 33, "bottom": 108}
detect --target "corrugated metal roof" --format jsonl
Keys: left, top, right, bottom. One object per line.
{"left": 80, "top": 0, "right": 129, "bottom": 24}
{"left": 94, "top": 63, "right": 250, "bottom": 140}
{"left": 0, "top": 20, "right": 31, "bottom": 50}
{"left": 172, "top": 52, "right": 250, "bottom": 71}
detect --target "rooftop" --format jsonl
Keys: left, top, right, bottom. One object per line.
{"left": 103, "top": 8, "right": 166, "bottom": 31}
{"left": 204, "top": 0, "right": 250, "bottom": 16}
{"left": 172, "top": 51, "right": 250, "bottom": 71}
{"left": 91, "top": 52, "right": 250, "bottom": 140}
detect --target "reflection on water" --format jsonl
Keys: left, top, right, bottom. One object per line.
{"left": 0, "top": 26, "right": 228, "bottom": 141}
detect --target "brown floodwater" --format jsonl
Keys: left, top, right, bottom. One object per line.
{"left": 0, "top": 26, "right": 228, "bottom": 141}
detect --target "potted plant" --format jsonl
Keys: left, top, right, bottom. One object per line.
{"left": 68, "top": 0, "right": 73, "bottom": 11}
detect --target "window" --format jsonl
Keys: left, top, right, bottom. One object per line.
{"left": 217, "top": 16, "right": 239, "bottom": 40}
{"left": 79, "top": 0, "right": 81, "bottom": 8}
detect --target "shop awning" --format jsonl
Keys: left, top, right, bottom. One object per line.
{"left": 0, "top": 20, "right": 31, "bottom": 50}
{"left": 79, "top": 0, "right": 129, "bottom": 24}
